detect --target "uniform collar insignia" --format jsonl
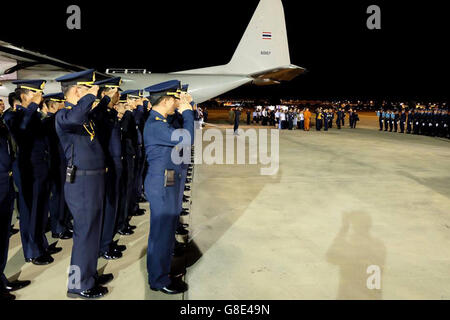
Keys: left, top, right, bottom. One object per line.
{"left": 64, "top": 101, "right": 75, "bottom": 109}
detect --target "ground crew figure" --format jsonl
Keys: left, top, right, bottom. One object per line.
{"left": 329, "top": 108, "right": 334, "bottom": 129}
{"left": 441, "top": 109, "right": 448, "bottom": 138}
{"left": 348, "top": 109, "right": 354, "bottom": 128}
{"left": 406, "top": 109, "right": 413, "bottom": 134}
{"left": 444, "top": 108, "right": 450, "bottom": 139}
{"left": 352, "top": 111, "right": 359, "bottom": 128}
{"left": 234, "top": 107, "right": 241, "bottom": 135}
{"left": 413, "top": 109, "right": 420, "bottom": 134}
{"left": 55, "top": 70, "right": 112, "bottom": 299}
{"left": 431, "top": 108, "right": 439, "bottom": 137}
{"left": 323, "top": 109, "right": 328, "bottom": 131}
{"left": 383, "top": 110, "right": 389, "bottom": 131}
{"left": 9, "top": 80, "right": 59, "bottom": 265}
{"left": 393, "top": 110, "right": 399, "bottom": 132}
{"left": 143, "top": 80, "right": 194, "bottom": 294}
{"left": 377, "top": 109, "right": 383, "bottom": 131}
{"left": 315, "top": 108, "right": 323, "bottom": 131}
{"left": 336, "top": 108, "right": 342, "bottom": 129}
{"left": 388, "top": 110, "right": 394, "bottom": 132}
{"left": 399, "top": 109, "right": 406, "bottom": 133}
{"left": 420, "top": 109, "right": 426, "bottom": 135}
{"left": 41, "top": 93, "right": 73, "bottom": 240}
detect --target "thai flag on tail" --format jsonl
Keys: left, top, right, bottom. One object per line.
{"left": 262, "top": 32, "right": 272, "bottom": 40}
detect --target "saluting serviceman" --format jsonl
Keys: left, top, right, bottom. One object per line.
{"left": 90, "top": 77, "right": 126, "bottom": 259}
{"left": 406, "top": 108, "right": 413, "bottom": 134}
{"left": 376, "top": 108, "right": 383, "bottom": 131}
{"left": 143, "top": 80, "right": 194, "bottom": 294}
{"left": 1, "top": 105, "right": 31, "bottom": 300}
{"left": 7, "top": 80, "right": 61, "bottom": 265}
{"left": 131, "top": 91, "right": 147, "bottom": 216}
{"left": 55, "top": 70, "right": 113, "bottom": 299}
{"left": 116, "top": 90, "right": 140, "bottom": 236}
{"left": 41, "top": 93, "right": 73, "bottom": 240}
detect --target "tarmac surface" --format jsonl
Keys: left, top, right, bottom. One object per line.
{"left": 6, "top": 113, "right": 450, "bottom": 299}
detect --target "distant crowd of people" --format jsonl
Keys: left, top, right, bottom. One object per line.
{"left": 231, "top": 107, "right": 360, "bottom": 131}
{"left": 219, "top": 104, "right": 450, "bottom": 139}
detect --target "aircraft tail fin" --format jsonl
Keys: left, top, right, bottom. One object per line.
{"left": 174, "top": 0, "right": 305, "bottom": 82}
{"left": 227, "top": 0, "right": 291, "bottom": 75}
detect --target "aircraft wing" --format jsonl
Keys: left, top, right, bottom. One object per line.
{"left": 0, "top": 40, "right": 109, "bottom": 81}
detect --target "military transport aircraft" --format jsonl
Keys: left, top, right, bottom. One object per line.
{"left": 0, "top": 0, "right": 305, "bottom": 104}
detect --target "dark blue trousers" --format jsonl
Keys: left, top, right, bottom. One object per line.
{"left": 145, "top": 173, "right": 179, "bottom": 289}
{"left": 19, "top": 162, "right": 49, "bottom": 260}
{"left": 117, "top": 155, "right": 135, "bottom": 231}
{"left": 65, "top": 172, "right": 104, "bottom": 293}
{"left": 100, "top": 160, "right": 122, "bottom": 253}
{"left": 0, "top": 173, "right": 14, "bottom": 289}
{"left": 133, "top": 148, "right": 144, "bottom": 213}
{"left": 135, "top": 146, "right": 145, "bottom": 199}
{"left": 49, "top": 164, "right": 70, "bottom": 234}
{"left": 12, "top": 160, "right": 26, "bottom": 222}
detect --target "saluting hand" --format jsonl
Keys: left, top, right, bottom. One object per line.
{"left": 41, "top": 102, "right": 49, "bottom": 115}
{"left": 87, "top": 85, "right": 99, "bottom": 97}
{"left": 180, "top": 92, "right": 193, "bottom": 104}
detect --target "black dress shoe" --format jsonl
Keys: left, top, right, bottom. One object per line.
{"left": 150, "top": 280, "right": 188, "bottom": 295}
{"left": 180, "top": 223, "right": 189, "bottom": 228}
{"left": 9, "top": 227, "right": 19, "bottom": 237}
{"left": 100, "top": 249, "right": 122, "bottom": 260}
{"left": 138, "top": 196, "right": 147, "bottom": 203}
{"left": 5, "top": 280, "right": 31, "bottom": 292}
{"left": 132, "top": 208, "right": 146, "bottom": 216}
{"left": 26, "top": 254, "right": 54, "bottom": 265}
{"left": 112, "top": 240, "right": 127, "bottom": 252}
{"left": 184, "top": 186, "right": 191, "bottom": 191}
{"left": 67, "top": 285, "right": 108, "bottom": 299}
{"left": 173, "top": 245, "right": 185, "bottom": 257}
{"left": 52, "top": 230, "right": 73, "bottom": 240}
{"left": 128, "top": 224, "right": 137, "bottom": 230}
{"left": 96, "top": 273, "right": 114, "bottom": 286}
{"left": 173, "top": 240, "right": 186, "bottom": 256}
{"left": 0, "top": 291, "right": 15, "bottom": 300}
{"left": 118, "top": 227, "right": 134, "bottom": 236}
{"left": 170, "top": 269, "right": 186, "bottom": 278}
{"left": 111, "top": 243, "right": 127, "bottom": 252}
{"left": 180, "top": 209, "right": 189, "bottom": 216}
{"left": 46, "top": 246, "right": 63, "bottom": 255}
{"left": 176, "top": 226, "right": 189, "bottom": 236}
{"left": 182, "top": 196, "right": 190, "bottom": 202}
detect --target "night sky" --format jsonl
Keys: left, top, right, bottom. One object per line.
{"left": 1, "top": 0, "right": 448, "bottom": 101}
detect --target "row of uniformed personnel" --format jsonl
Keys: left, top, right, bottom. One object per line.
{"left": 377, "top": 107, "right": 449, "bottom": 137}
{"left": 0, "top": 69, "right": 195, "bottom": 299}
